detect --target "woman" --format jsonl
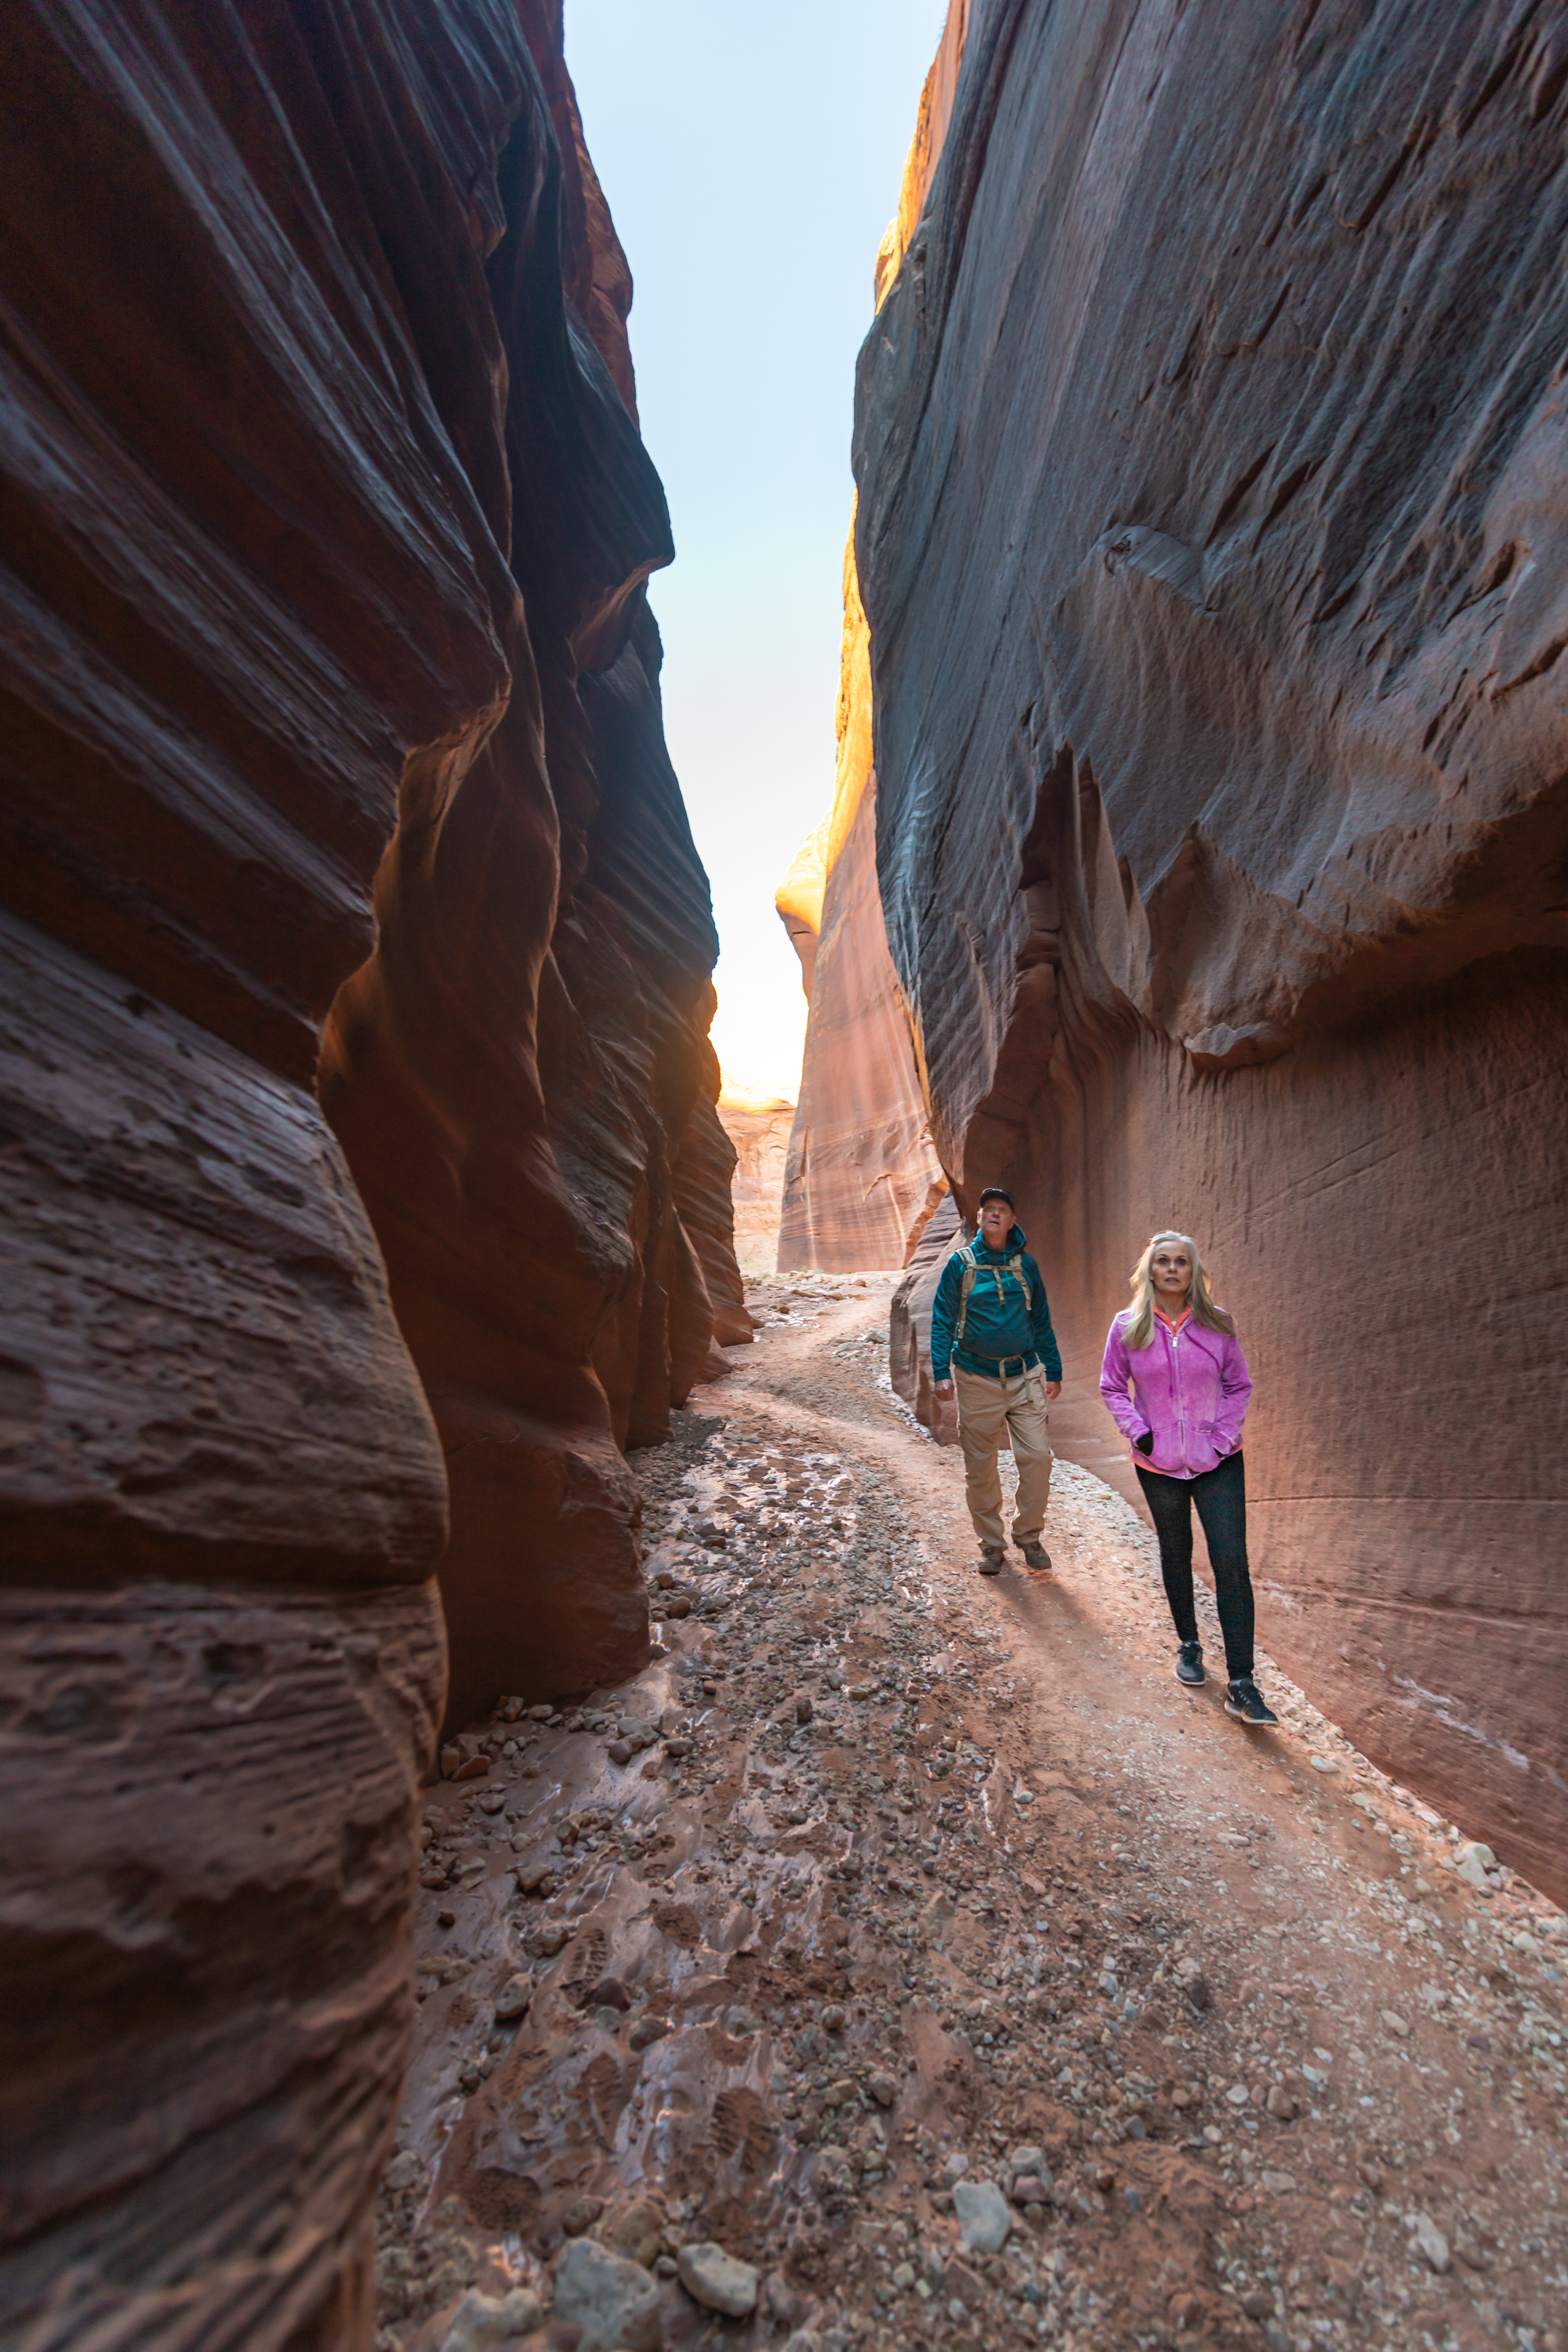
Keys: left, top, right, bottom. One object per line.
{"left": 1099, "top": 1232, "right": 1278, "bottom": 1726}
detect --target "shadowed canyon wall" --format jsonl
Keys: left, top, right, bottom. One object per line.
{"left": 0, "top": 2, "right": 732, "bottom": 2339}
{"left": 843, "top": 0, "right": 1568, "bottom": 1902}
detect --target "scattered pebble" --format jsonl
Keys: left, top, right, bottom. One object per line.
{"left": 676, "top": 2241, "right": 760, "bottom": 2316}
{"left": 373, "top": 1288, "right": 1568, "bottom": 2352}
{"left": 491, "top": 1974, "right": 530, "bottom": 2022}
{"left": 437, "top": 2288, "right": 542, "bottom": 2352}
{"left": 953, "top": 2178, "right": 1011, "bottom": 2253}
{"left": 1411, "top": 2212, "right": 1451, "bottom": 2274}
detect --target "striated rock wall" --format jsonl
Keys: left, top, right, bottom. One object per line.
{"left": 322, "top": 4, "right": 735, "bottom": 1727}
{"left": 772, "top": 14, "right": 972, "bottom": 1276}
{"left": 853, "top": 0, "right": 1568, "bottom": 1900}
{"left": 719, "top": 1089, "right": 797, "bottom": 1275}
{"left": 775, "top": 524, "right": 945, "bottom": 1272}
{"left": 889, "top": 1191, "right": 963, "bottom": 1446}
{"left": 0, "top": 1, "right": 731, "bottom": 2339}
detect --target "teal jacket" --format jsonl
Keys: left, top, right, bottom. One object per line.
{"left": 930, "top": 1221, "right": 1062, "bottom": 1382}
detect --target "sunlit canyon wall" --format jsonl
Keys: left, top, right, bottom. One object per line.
{"left": 771, "top": 3, "right": 972, "bottom": 1275}
{"left": 0, "top": 2, "right": 734, "bottom": 2339}
{"left": 772, "top": 19, "right": 973, "bottom": 1276}
{"left": 720, "top": 1089, "right": 797, "bottom": 1275}
{"left": 773, "top": 520, "right": 945, "bottom": 1273}
{"left": 822, "top": 0, "right": 1568, "bottom": 1900}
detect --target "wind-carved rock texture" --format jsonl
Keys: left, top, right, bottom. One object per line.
{"left": 854, "top": 0, "right": 1568, "bottom": 1901}
{"left": 0, "top": 2, "right": 731, "bottom": 2341}
{"left": 889, "top": 1191, "right": 963, "bottom": 1446}
{"left": 775, "top": 524, "right": 945, "bottom": 1272}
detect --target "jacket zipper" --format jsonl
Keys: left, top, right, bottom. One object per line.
{"left": 1171, "top": 1321, "right": 1187, "bottom": 1466}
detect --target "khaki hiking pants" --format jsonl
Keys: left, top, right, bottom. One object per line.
{"left": 953, "top": 1363, "right": 1053, "bottom": 1549}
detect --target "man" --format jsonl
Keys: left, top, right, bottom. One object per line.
{"left": 931, "top": 1187, "right": 1062, "bottom": 1575}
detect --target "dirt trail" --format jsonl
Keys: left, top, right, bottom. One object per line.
{"left": 376, "top": 1277, "right": 1567, "bottom": 2352}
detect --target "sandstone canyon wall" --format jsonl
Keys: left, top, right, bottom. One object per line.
{"left": 719, "top": 1088, "right": 797, "bottom": 1274}
{"left": 0, "top": 3, "right": 732, "bottom": 2341}
{"left": 851, "top": 0, "right": 1568, "bottom": 1901}
{"left": 772, "top": 13, "right": 972, "bottom": 1276}
{"left": 775, "top": 524, "right": 945, "bottom": 1272}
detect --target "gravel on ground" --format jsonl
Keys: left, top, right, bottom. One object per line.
{"left": 375, "top": 1275, "right": 1568, "bottom": 2352}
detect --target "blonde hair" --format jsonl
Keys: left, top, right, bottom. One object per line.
{"left": 1122, "top": 1231, "right": 1236, "bottom": 1352}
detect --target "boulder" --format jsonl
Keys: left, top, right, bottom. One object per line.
{"left": 552, "top": 2235, "right": 664, "bottom": 2352}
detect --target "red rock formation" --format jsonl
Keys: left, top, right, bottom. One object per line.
{"left": 851, "top": 0, "right": 1568, "bottom": 1900}
{"left": 889, "top": 1191, "right": 962, "bottom": 1446}
{"left": 318, "top": 5, "right": 741, "bottom": 1723}
{"left": 775, "top": 526, "right": 945, "bottom": 1271}
{"left": 673, "top": 1030, "right": 753, "bottom": 1352}
{"left": 771, "top": 22, "right": 971, "bottom": 1276}
{"left": 0, "top": 2, "right": 732, "bottom": 2337}
{"left": 720, "top": 1087, "right": 797, "bottom": 1273}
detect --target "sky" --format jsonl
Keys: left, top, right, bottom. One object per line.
{"left": 565, "top": 0, "right": 950, "bottom": 1104}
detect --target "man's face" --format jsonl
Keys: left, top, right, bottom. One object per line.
{"left": 978, "top": 1198, "right": 1012, "bottom": 1248}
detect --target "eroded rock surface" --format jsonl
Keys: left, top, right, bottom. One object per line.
{"left": 0, "top": 1, "right": 730, "bottom": 2338}
{"left": 720, "top": 1091, "right": 797, "bottom": 1277}
{"left": 775, "top": 529, "right": 944, "bottom": 1272}
{"left": 320, "top": 13, "right": 736, "bottom": 1722}
{"left": 846, "top": 1, "right": 1568, "bottom": 1900}
{"left": 889, "top": 1193, "right": 962, "bottom": 1446}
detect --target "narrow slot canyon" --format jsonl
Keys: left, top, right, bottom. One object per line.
{"left": 2, "top": 6, "right": 1566, "bottom": 2352}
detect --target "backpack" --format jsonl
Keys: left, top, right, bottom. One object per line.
{"left": 952, "top": 1242, "right": 1034, "bottom": 1351}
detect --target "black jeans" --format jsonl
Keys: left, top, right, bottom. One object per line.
{"left": 1134, "top": 1450, "right": 1255, "bottom": 1679}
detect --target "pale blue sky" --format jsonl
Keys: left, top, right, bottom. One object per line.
{"left": 565, "top": 1, "right": 949, "bottom": 1099}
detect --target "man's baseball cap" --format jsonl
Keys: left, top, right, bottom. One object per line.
{"left": 978, "top": 1185, "right": 1014, "bottom": 1208}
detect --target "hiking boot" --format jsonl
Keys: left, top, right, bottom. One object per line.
{"left": 1021, "top": 1542, "right": 1052, "bottom": 1573}
{"left": 977, "top": 1544, "right": 1005, "bottom": 1576}
{"left": 1175, "top": 1639, "right": 1206, "bottom": 1686}
{"left": 1225, "top": 1676, "right": 1279, "bottom": 1727}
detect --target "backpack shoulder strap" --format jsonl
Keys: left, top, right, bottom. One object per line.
{"left": 953, "top": 1244, "right": 979, "bottom": 1349}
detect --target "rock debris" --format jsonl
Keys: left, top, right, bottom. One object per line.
{"left": 376, "top": 1279, "right": 1566, "bottom": 2352}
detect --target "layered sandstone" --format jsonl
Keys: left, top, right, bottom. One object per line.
{"left": 775, "top": 524, "right": 945, "bottom": 1271}
{"left": 852, "top": 0, "right": 1568, "bottom": 1900}
{"left": 719, "top": 1086, "right": 797, "bottom": 1274}
{"left": 889, "top": 1191, "right": 962, "bottom": 1446}
{"left": 771, "top": 19, "right": 971, "bottom": 1276}
{"left": 0, "top": 2, "right": 730, "bottom": 2339}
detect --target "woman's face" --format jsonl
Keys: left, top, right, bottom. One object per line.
{"left": 1151, "top": 1243, "right": 1192, "bottom": 1300}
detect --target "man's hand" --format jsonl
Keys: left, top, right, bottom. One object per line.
{"left": 1045, "top": 1381, "right": 1062, "bottom": 1400}
{"left": 933, "top": 1378, "right": 955, "bottom": 1400}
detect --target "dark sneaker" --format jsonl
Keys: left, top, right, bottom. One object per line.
{"left": 1021, "top": 1542, "right": 1052, "bottom": 1572}
{"left": 1175, "top": 1640, "right": 1205, "bottom": 1686}
{"left": 977, "top": 1544, "right": 1004, "bottom": 1576}
{"left": 1225, "top": 1677, "right": 1279, "bottom": 1726}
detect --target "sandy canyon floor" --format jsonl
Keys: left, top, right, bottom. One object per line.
{"left": 377, "top": 1277, "right": 1566, "bottom": 2352}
